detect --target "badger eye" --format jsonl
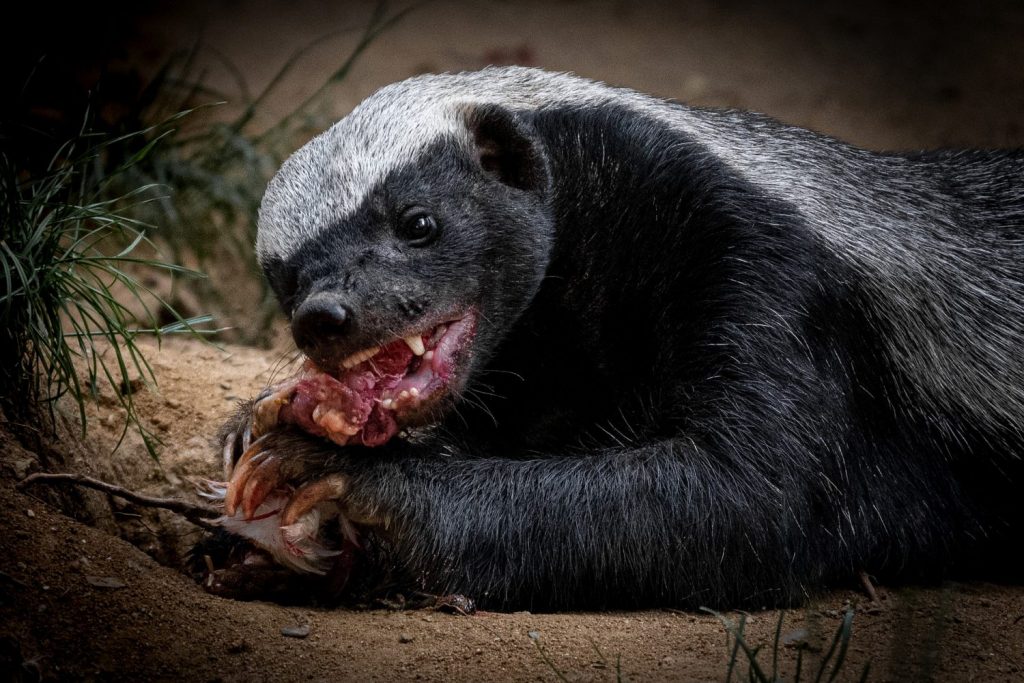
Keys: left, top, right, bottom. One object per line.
{"left": 399, "top": 209, "right": 440, "bottom": 246}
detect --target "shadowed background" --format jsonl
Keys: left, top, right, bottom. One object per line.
{"left": 6, "top": 0, "right": 1024, "bottom": 150}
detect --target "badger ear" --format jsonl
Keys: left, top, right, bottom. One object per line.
{"left": 465, "top": 104, "right": 550, "bottom": 194}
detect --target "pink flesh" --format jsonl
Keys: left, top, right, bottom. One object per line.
{"left": 277, "top": 314, "right": 476, "bottom": 447}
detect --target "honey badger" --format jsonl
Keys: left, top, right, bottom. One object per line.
{"left": 213, "top": 66, "right": 1024, "bottom": 609}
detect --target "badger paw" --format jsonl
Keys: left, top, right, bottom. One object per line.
{"left": 218, "top": 380, "right": 298, "bottom": 483}
{"left": 201, "top": 428, "right": 347, "bottom": 572}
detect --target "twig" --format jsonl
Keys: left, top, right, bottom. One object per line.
{"left": 858, "top": 569, "right": 879, "bottom": 602}
{"left": 17, "top": 472, "right": 220, "bottom": 530}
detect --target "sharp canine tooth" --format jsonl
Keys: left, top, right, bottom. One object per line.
{"left": 404, "top": 335, "right": 425, "bottom": 356}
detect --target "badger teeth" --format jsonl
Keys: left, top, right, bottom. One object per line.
{"left": 336, "top": 332, "right": 423, "bottom": 370}
{"left": 340, "top": 345, "right": 381, "bottom": 369}
{"left": 404, "top": 335, "right": 426, "bottom": 356}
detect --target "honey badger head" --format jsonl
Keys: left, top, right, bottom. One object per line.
{"left": 255, "top": 85, "right": 555, "bottom": 426}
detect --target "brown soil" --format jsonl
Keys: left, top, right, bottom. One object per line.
{"left": 4, "top": 1, "right": 1024, "bottom": 681}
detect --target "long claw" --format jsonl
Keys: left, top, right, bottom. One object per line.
{"left": 225, "top": 437, "right": 272, "bottom": 515}
{"left": 222, "top": 431, "right": 238, "bottom": 480}
{"left": 252, "top": 396, "right": 287, "bottom": 438}
{"left": 281, "top": 475, "right": 349, "bottom": 527}
{"left": 242, "top": 455, "right": 283, "bottom": 520}
{"left": 251, "top": 376, "right": 303, "bottom": 438}
{"left": 226, "top": 451, "right": 271, "bottom": 516}
{"left": 241, "top": 423, "right": 252, "bottom": 453}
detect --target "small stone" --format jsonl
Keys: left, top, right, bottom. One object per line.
{"left": 85, "top": 575, "right": 127, "bottom": 589}
{"left": 165, "top": 398, "right": 182, "bottom": 409}
{"left": 281, "top": 624, "right": 310, "bottom": 639}
{"left": 398, "top": 633, "right": 414, "bottom": 644}
{"left": 527, "top": 630, "right": 541, "bottom": 641}
{"left": 25, "top": 509, "right": 35, "bottom": 518}
{"left": 782, "top": 628, "right": 810, "bottom": 647}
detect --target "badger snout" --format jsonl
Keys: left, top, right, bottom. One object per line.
{"left": 290, "top": 294, "right": 353, "bottom": 358}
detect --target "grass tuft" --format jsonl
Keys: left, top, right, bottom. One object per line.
{"left": 1, "top": 1, "right": 420, "bottom": 454}
{"left": 701, "top": 607, "right": 871, "bottom": 683}
{"left": 1, "top": 111, "right": 215, "bottom": 456}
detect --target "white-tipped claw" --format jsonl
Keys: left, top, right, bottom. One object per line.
{"left": 222, "top": 432, "right": 237, "bottom": 480}
{"left": 241, "top": 423, "right": 252, "bottom": 452}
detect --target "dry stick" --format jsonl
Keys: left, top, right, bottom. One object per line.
{"left": 17, "top": 472, "right": 221, "bottom": 530}
{"left": 858, "top": 569, "right": 880, "bottom": 602}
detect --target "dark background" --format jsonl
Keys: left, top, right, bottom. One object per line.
{"left": 4, "top": 0, "right": 1023, "bottom": 152}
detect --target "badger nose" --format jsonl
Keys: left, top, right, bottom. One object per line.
{"left": 291, "top": 296, "right": 352, "bottom": 353}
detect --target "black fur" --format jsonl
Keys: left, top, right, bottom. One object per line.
{"left": 234, "top": 93, "right": 1024, "bottom": 610}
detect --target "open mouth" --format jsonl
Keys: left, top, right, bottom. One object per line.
{"left": 270, "top": 311, "right": 477, "bottom": 447}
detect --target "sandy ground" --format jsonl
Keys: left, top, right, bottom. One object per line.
{"left": 4, "top": 0, "right": 1024, "bottom": 680}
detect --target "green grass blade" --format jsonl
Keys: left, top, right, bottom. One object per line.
{"left": 824, "top": 610, "right": 856, "bottom": 683}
